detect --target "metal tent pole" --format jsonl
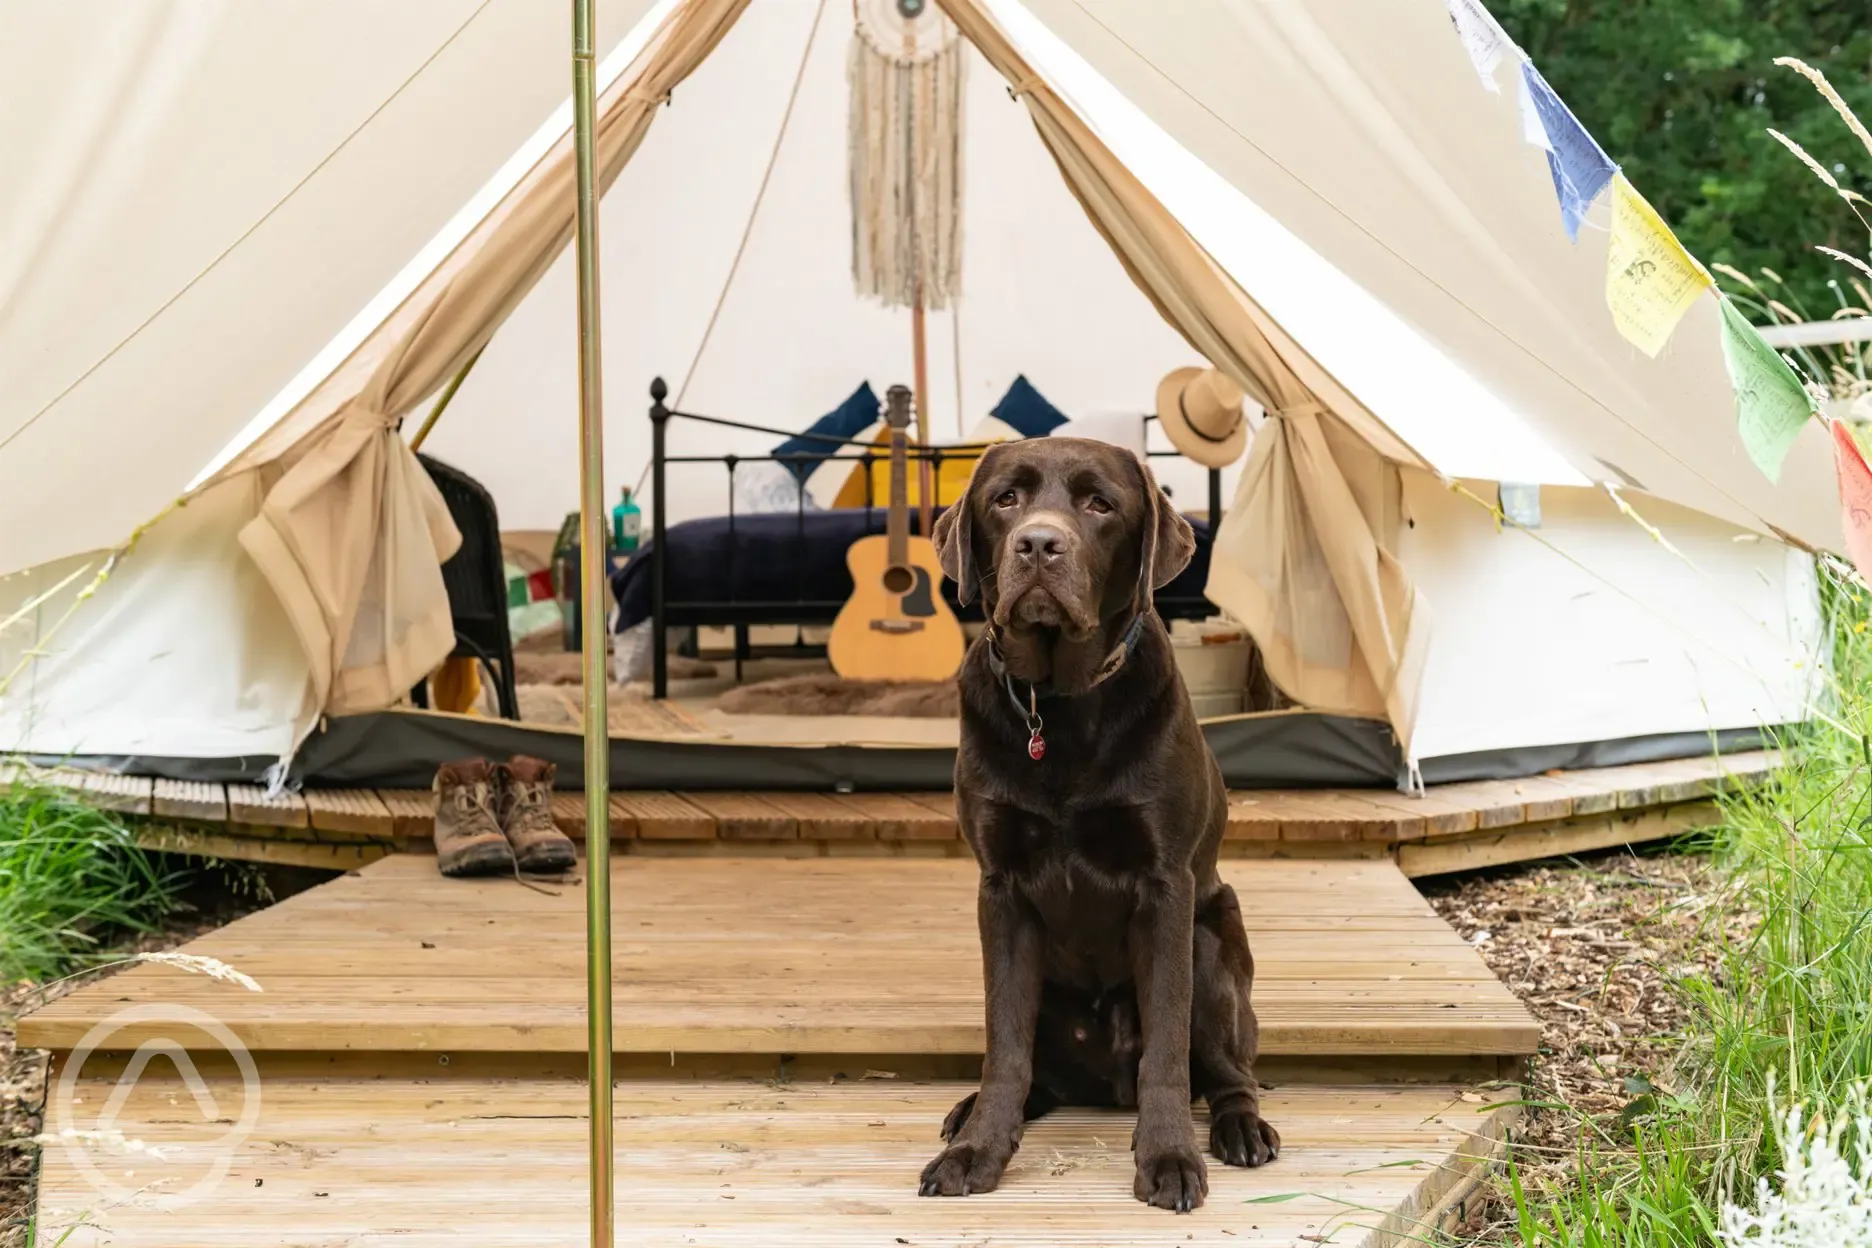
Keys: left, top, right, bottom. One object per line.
{"left": 571, "top": 0, "right": 614, "bottom": 1243}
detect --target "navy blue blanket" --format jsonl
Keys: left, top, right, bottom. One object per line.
{"left": 611, "top": 507, "right": 1215, "bottom": 631}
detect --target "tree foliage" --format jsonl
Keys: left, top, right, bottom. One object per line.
{"left": 1494, "top": 0, "right": 1872, "bottom": 319}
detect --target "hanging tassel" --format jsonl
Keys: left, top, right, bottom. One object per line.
{"left": 849, "top": 0, "right": 965, "bottom": 310}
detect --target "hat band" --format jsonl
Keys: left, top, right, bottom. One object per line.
{"left": 1178, "top": 389, "right": 1234, "bottom": 443}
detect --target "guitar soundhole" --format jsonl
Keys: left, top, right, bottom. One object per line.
{"left": 882, "top": 565, "right": 914, "bottom": 594}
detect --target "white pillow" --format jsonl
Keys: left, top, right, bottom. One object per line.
{"left": 1048, "top": 412, "right": 1147, "bottom": 457}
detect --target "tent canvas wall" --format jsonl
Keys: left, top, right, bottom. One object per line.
{"left": 0, "top": 0, "right": 1828, "bottom": 789}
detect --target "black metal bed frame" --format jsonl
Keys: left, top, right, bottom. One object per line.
{"left": 641, "top": 377, "right": 1222, "bottom": 698}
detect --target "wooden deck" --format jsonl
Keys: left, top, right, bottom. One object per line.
{"left": 33, "top": 1073, "right": 1514, "bottom": 1247}
{"left": 8, "top": 750, "right": 1775, "bottom": 874}
{"left": 23, "top": 836, "right": 1538, "bottom": 1242}
{"left": 19, "top": 856, "right": 1539, "bottom": 1057}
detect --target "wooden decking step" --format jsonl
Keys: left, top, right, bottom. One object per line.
{"left": 34, "top": 1070, "right": 1516, "bottom": 1247}
{"left": 19, "top": 856, "right": 1539, "bottom": 1058}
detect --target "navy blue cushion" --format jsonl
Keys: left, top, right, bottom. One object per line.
{"left": 991, "top": 374, "right": 1068, "bottom": 439}
{"left": 770, "top": 382, "right": 880, "bottom": 481}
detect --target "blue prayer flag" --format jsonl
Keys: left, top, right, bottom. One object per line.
{"left": 1521, "top": 64, "right": 1617, "bottom": 242}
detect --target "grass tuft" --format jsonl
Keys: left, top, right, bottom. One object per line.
{"left": 0, "top": 777, "right": 187, "bottom": 985}
{"left": 1500, "top": 569, "right": 1872, "bottom": 1244}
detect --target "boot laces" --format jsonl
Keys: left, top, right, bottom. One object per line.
{"left": 452, "top": 781, "right": 496, "bottom": 819}
{"left": 511, "top": 782, "right": 554, "bottom": 830}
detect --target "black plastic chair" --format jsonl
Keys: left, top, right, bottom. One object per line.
{"left": 413, "top": 453, "right": 520, "bottom": 720}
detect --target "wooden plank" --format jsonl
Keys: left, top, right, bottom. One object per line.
{"left": 36, "top": 1074, "right": 1515, "bottom": 1248}
{"left": 20, "top": 855, "right": 1539, "bottom": 1059}
{"left": 134, "top": 825, "right": 392, "bottom": 871}
{"left": 683, "top": 791, "right": 797, "bottom": 840}
{"left": 377, "top": 790, "right": 436, "bottom": 842}
{"left": 542, "top": 791, "right": 634, "bottom": 840}
{"left": 610, "top": 790, "right": 713, "bottom": 839}
{"left": 1355, "top": 787, "right": 1482, "bottom": 839}
{"left": 550, "top": 792, "right": 585, "bottom": 836}
{"left": 303, "top": 788, "right": 394, "bottom": 840}
{"left": 1398, "top": 801, "right": 1720, "bottom": 878}
{"left": 756, "top": 791, "right": 877, "bottom": 839}
{"left": 1303, "top": 792, "right": 1424, "bottom": 841}
{"left": 1620, "top": 755, "right": 1735, "bottom": 806}
{"left": 1422, "top": 778, "right": 1530, "bottom": 830}
{"left": 74, "top": 770, "right": 152, "bottom": 816}
{"left": 902, "top": 791, "right": 957, "bottom": 820}
{"left": 1223, "top": 792, "right": 1283, "bottom": 840}
{"left": 1229, "top": 789, "right": 1424, "bottom": 841}
{"left": 1715, "top": 748, "right": 1780, "bottom": 792}
{"left": 226, "top": 783, "right": 310, "bottom": 829}
{"left": 150, "top": 778, "right": 228, "bottom": 824}
{"left": 1499, "top": 775, "right": 1576, "bottom": 823}
{"left": 832, "top": 791, "right": 956, "bottom": 839}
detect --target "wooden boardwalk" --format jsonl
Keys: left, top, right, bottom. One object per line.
{"left": 34, "top": 1073, "right": 1514, "bottom": 1247}
{"left": 8, "top": 750, "right": 1775, "bottom": 874}
{"left": 19, "top": 856, "right": 1539, "bottom": 1057}
{"left": 23, "top": 844, "right": 1538, "bottom": 1242}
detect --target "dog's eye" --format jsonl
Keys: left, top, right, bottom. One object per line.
{"left": 1086, "top": 495, "right": 1113, "bottom": 515}
{"left": 994, "top": 490, "right": 1018, "bottom": 509}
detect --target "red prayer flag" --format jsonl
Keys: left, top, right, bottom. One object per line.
{"left": 1831, "top": 419, "right": 1872, "bottom": 584}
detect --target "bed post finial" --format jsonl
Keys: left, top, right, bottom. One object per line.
{"left": 650, "top": 379, "right": 669, "bottom": 699}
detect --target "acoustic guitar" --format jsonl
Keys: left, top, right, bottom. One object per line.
{"left": 828, "top": 385, "right": 966, "bottom": 682}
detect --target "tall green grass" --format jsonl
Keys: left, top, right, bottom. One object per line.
{"left": 1503, "top": 571, "right": 1872, "bottom": 1244}
{"left": 0, "top": 779, "right": 186, "bottom": 984}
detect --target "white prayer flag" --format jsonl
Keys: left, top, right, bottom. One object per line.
{"left": 1446, "top": 0, "right": 1514, "bottom": 93}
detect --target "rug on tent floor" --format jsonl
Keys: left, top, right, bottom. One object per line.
{"left": 714, "top": 673, "right": 958, "bottom": 718}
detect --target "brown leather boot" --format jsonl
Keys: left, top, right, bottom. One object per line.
{"left": 498, "top": 756, "right": 578, "bottom": 873}
{"left": 432, "top": 759, "right": 515, "bottom": 878}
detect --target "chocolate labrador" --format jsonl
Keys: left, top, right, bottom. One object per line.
{"left": 920, "top": 437, "right": 1279, "bottom": 1213}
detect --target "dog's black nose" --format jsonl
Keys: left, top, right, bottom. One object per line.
{"left": 1013, "top": 524, "right": 1068, "bottom": 563}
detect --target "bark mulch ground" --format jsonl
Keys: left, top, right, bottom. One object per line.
{"left": 1420, "top": 842, "right": 1741, "bottom": 1241}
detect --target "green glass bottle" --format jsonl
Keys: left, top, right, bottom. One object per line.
{"left": 611, "top": 487, "right": 642, "bottom": 554}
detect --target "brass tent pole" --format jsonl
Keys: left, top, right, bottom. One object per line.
{"left": 571, "top": 0, "right": 615, "bottom": 1243}
{"left": 407, "top": 345, "right": 486, "bottom": 451}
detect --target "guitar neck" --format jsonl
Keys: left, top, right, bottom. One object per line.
{"left": 887, "top": 427, "right": 909, "bottom": 567}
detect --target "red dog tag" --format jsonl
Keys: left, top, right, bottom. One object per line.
{"left": 1027, "top": 730, "right": 1046, "bottom": 761}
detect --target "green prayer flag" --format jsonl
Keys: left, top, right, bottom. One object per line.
{"left": 1719, "top": 297, "right": 1815, "bottom": 483}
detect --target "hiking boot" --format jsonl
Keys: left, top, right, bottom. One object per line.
{"left": 497, "top": 756, "right": 578, "bottom": 873}
{"left": 432, "top": 759, "right": 516, "bottom": 878}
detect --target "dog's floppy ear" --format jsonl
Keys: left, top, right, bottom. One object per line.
{"left": 1133, "top": 454, "right": 1197, "bottom": 593}
{"left": 933, "top": 444, "right": 999, "bottom": 605}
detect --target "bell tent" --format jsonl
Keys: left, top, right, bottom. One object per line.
{"left": 0, "top": 0, "right": 1830, "bottom": 791}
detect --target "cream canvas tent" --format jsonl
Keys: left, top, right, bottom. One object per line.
{"left": 0, "top": 0, "right": 1829, "bottom": 790}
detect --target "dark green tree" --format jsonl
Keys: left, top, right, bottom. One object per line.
{"left": 1494, "top": 0, "right": 1872, "bottom": 319}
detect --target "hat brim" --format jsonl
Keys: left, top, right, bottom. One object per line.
{"left": 1155, "top": 366, "right": 1250, "bottom": 470}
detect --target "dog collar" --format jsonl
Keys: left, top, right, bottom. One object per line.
{"left": 985, "top": 613, "right": 1149, "bottom": 762}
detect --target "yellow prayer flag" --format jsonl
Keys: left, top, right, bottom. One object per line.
{"left": 1604, "top": 174, "right": 1711, "bottom": 357}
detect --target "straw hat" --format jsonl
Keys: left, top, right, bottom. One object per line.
{"left": 1155, "top": 366, "right": 1249, "bottom": 469}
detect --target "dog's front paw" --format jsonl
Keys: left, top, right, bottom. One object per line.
{"left": 939, "top": 1091, "right": 978, "bottom": 1142}
{"left": 1210, "top": 1107, "right": 1281, "bottom": 1168}
{"left": 1134, "top": 1140, "right": 1208, "bottom": 1212}
{"left": 919, "top": 1139, "right": 1014, "bottom": 1197}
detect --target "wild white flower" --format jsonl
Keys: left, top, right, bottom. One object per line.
{"left": 1720, "top": 1080, "right": 1872, "bottom": 1247}
{"left": 131, "top": 952, "right": 262, "bottom": 992}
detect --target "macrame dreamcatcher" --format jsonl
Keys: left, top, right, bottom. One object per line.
{"left": 849, "top": 0, "right": 965, "bottom": 311}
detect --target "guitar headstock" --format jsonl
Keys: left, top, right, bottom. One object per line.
{"left": 884, "top": 385, "right": 914, "bottom": 431}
